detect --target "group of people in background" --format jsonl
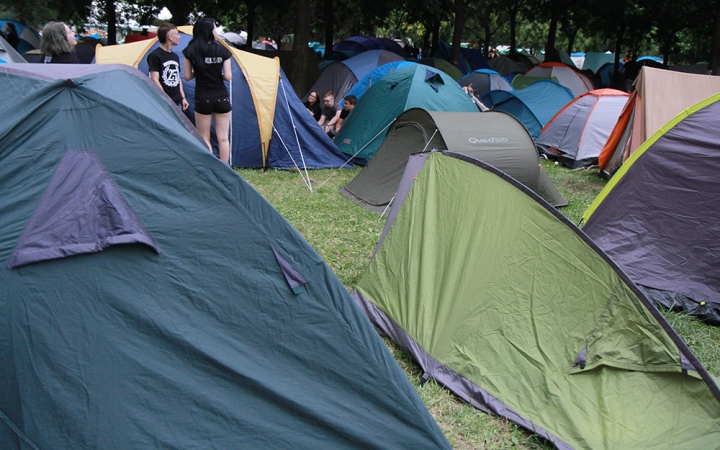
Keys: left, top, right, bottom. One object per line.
{"left": 35, "top": 19, "right": 233, "bottom": 164}
{"left": 304, "top": 91, "right": 356, "bottom": 137}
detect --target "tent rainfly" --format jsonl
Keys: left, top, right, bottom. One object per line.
{"left": 340, "top": 108, "right": 567, "bottom": 212}
{"left": 95, "top": 26, "right": 350, "bottom": 173}
{"left": 537, "top": 89, "right": 629, "bottom": 169}
{"left": 0, "top": 63, "right": 451, "bottom": 449}
{"left": 482, "top": 80, "right": 575, "bottom": 139}
{"left": 583, "top": 92, "right": 720, "bottom": 324}
{"left": 302, "top": 49, "right": 404, "bottom": 102}
{"left": 525, "top": 62, "right": 593, "bottom": 97}
{"left": 353, "top": 150, "right": 720, "bottom": 450}
{"left": 334, "top": 64, "right": 478, "bottom": 162}
{"left": 598, "top": 66, "right": 720, "bottom": 176}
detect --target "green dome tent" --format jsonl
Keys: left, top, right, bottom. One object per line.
{"left": 334, "top": 64, "right": 477, "bottom": 162}
{"left": 353, "top": 151, "right": 720, "bottom": 449}
{"left": 340, "top": 108, "right": 567, "bottom": 212}
{"left": 0, "top": 63, "right": 451, "bottom": 449}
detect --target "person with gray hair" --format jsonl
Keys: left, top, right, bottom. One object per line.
{"left": 41, "top": 22, "right": 79, "bottom": 64}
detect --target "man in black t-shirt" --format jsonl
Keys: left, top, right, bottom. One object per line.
{"left": 334, "top": 94, "right": 356, "bottom": 134}
{"left": 147, "top": 23, "right": 189, "bottom": 111}
{"left": 319, "top": 91, "right": 342, "bottom": 136}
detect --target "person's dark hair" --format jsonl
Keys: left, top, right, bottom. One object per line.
{"left": 307, "top": 91, "right": 319, "bottom": 104}
{"left": 182, "top": 18, "right": 217, "bottom": 76}
{"left": 344, "top": 94, "right": 357, "bottom": 105}
{"left": 40, "top": 22, "right": 74, "bottom": 56}
{"left": 5, "top": 22, "right": 17, "bottom": 35}
{"left": 157, "top": 22, "right": 176, "bottom": 44}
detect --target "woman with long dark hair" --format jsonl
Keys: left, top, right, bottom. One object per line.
{"left": 183, "top": 18, "right": 232, "bottom": 164}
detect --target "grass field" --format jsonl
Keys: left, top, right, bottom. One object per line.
{"left": 236, "top": 160, "right": 719, "bottom": 449}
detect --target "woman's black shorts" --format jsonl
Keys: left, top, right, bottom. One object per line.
{"left": 195, "top": 97, "right": 232, "bottom": 115}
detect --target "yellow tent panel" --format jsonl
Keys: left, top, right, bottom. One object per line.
{"left": 95, "top": 27, "right": 280, "bottom": 165}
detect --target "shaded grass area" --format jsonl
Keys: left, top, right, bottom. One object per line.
{"left": 237, "top": 161, "right": 718, "bottom": 448}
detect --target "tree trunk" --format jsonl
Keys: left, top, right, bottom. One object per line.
{"left": 421, "top": 21, "right": 431, "bottom": 58}
{"left": 430, "top": 20, "right": 440, "bottom": 55}
{"left": 292, "top": 0, "right": 311, "bottom": 95}
{"left": 450, "top": 0, "right": 466, "bottom": 68}
{"left": 710, "top": 5, "right": 720, "bottom": 74}
{"left": 509, "top": 8, "right": 517, "bottom": 55}
{"left": 483, "top": 23, "right": 492, "bottom": 57}
{"left": 324, "top": 0, "right": 333, "bottom": 59}
{"left": 613, "top": 24, "right": 625, "bottom": 87}
{"left": 105, "top": 0, "right": 117, "bottom": 45}
{"left": 165, "top": 0, "right": 192, "bottom": 27}
{"left": 246, "top": 5, "right": 255, "bottom": 47}
{"left": 566, "top": 28, "right": 578, "bottom": 58}
{"left": 544, "top": 10, "right": 558, "bottom": 62}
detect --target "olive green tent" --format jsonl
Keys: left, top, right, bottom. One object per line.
{"left": 339, "top": 108, "right": 567, "bottom": 212}
{"left": 353, "top": 151, "right": 720, "bottom": 449}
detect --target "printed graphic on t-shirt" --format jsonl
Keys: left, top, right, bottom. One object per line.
{"left": 162, "top": 60, "right": 181, "bottom": 88}
{"left": 204, "top": 57, "right": 224, "bottom": 64}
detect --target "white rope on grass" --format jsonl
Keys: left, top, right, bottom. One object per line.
{"left": 279, "top": 76, "right": 312, "bottom": 192}
{"left": 315, "top": 118, "right": 397, "bottom": 190}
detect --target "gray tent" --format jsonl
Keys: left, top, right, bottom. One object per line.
{"left": 340, "top": 108, "right": 567, "bottom": 212}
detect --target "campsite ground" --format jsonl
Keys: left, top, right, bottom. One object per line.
{"left": 237, "top": 161, "right": 720, "bottom": 449}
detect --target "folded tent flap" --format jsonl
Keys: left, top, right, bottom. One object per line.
{"left": 271, "top": 245, "right": 307, "bottom": 294}
{"left": 569, "top": 292, "right": 682, "bottom": 374}
{"left": 7, "top": 150, "right": 160, "bottom": 269}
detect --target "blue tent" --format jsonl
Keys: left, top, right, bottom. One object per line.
{"left": 342, "top": 61, "right": 415, "bottom": 104}
{"left": 334, "top": 36, "right": 405, "bottom": 56}
{"left": 482, "top": 80, "right": 574, "bottom": 139}
{"left": 593, "top": 61, "right": 624, "bottom": 88}
{"left": 430, "top": 40, "right": 471, "bottom": 75}
{"left": 638, "top": 55, "right": 663, "bottom": 63}
{"left": 0, "top": 19, "right": 40, "bottom": 54}
{"left": 96, "top": 28, "right": 350, "bottom": 169}
{"left": 458, "top": 69, "right": 513, "bottom": 99}
{"left": 335, "top": 64, "right": 478, "bottom": 161}
{"left": 304, "top": 49, "right": 404, "bottom": 102}
{"left": 460, "top": 48, "right": 491, "bottom": 71}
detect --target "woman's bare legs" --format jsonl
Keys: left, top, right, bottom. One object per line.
{"left": 214, "top": 111, "right": 231, "bottom": 164}
{"left": 194, "top": 112, "right": 213, "bottom": 152}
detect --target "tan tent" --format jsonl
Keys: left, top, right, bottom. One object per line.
{"left": 598, "top": 67, "right": 720, "bottom": 175}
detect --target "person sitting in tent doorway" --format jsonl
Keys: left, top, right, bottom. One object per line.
{"left": 335, "top": 94, "right": 356, "bottom": 134}
{"left": 41, "top": 22, "right": 79, "bottom": 64}
{"left": 147, "top": 23, "right": 189, "bottom": 113}
{"left": 183, "top": 18, "right": 232, "bottom": 164}
{"left": 319, "top": 91, "right": 342, "bottom": 136}
{"left": 304, "top": 91, "right": 322, "bottom": 121}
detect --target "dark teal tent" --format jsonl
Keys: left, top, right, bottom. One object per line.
{"left": 334, "top": 64, "right": 478, "bottom": 161}
{"left": 0, "top": 64, "right": 451, "bottom": 449}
